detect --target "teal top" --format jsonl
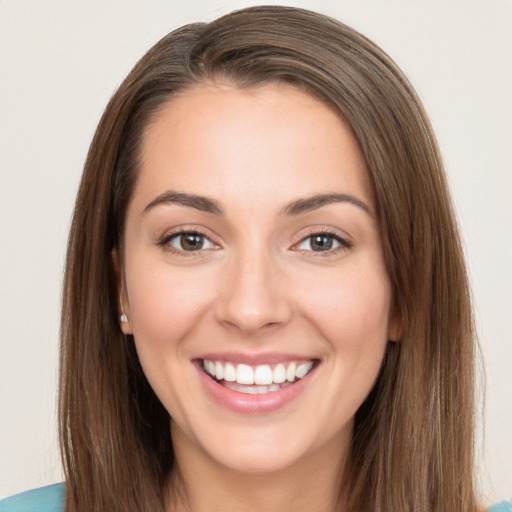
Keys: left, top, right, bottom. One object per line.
{"left": 0, "top": 484, "right": 64, "bottom": 512}
{"left": 489, "top": 503, "right": 512, "bottom": 512}
{"left": 0, "top": 483, "right": 510, "bottom": 511}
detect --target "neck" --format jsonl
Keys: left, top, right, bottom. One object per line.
{"left": 166, "top": 426, "right": 349, "bottom": 512}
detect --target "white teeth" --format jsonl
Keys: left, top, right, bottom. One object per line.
{"left": 202, "top": 359, "right": 315, "bottom": 388}
{"left": 286, "top": 362, "right": 296, "bottom": 382}
{"left": 273, "top": 364, "right": 286, "bottom": 384}
{"left": 223, "top": 381, "right": 292, "bottom": 394}
{"left": 254, "top": 365, "right": 273, "bottom": 385}
{"left": 295, "top": 361, "right": 313, "bottom": 379}
{"left": 224, "top": 363, "right": 236, "bottom": 382}
{"left": 236, "top": 364, "right": 254, "bottom": 385}
{"left": 214, "top": 361, "right": 224, "bottom": 381}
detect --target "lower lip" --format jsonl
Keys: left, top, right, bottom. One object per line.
{"left": 196, "top": 362, "right": 317, "bottom": 414}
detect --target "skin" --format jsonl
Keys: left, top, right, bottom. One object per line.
{"left": 116, "top": 83, "right": 400, "bottom": 512}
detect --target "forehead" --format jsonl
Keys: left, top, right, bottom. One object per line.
{"left": 132, "top": 82, "right": 372, "bottom": 214}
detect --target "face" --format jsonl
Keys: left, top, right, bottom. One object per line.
{"left": 117, "top": 83, "right": 399, "bottom": 475}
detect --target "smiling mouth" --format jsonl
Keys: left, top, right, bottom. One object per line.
{"left": 201, "top": 359, "right": 317, "bottom": 395}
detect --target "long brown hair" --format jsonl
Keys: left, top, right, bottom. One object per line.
{"left": 60, "top": 6, "right": 479, "bottom": 511}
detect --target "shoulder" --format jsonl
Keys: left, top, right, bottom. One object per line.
{"left": 488, "top": 501, "right": 512, "bottom": 512}
{"left": 0, "top": 484, "right": 65, "bottom": 512}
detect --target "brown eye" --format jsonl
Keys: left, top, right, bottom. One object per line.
{"left": 296, "top": 233, "right": 350, "bottom": 252}
{"left": 167, "top": 232, "right": 216, "bottom": 252}
{"left": 310, "top": 235, "right": 334, "bottom": 251}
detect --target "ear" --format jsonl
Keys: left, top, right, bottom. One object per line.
{"left": 111, "top": 249, "right": 132, "bottom": 335}
{"left": 387, "top": 302, "right": 402, "bottom": 343}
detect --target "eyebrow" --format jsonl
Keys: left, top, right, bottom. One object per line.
{"left": 143, "top": 191, "right": 223, "bottom": 215}
{"left": 280, "top": 193, "right": 373, "bottom": 217}
{"left": 143, "top": 191, "right": 373, "bottom": 218}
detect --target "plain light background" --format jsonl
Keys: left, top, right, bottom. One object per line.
{"left": 0, "top": 0, "right": 510, "bottom": 503}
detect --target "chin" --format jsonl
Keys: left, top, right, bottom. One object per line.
{"left": 205, "top": 441, "right": 307, "bottom": 475}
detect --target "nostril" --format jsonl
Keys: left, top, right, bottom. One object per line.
{"left": 213, "top": 257, "right": 293, "bottom": 333}
{"left": 214, "top": 294, "right": 292, "bottom": 333}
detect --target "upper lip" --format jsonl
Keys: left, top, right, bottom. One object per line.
{"left": 196, "top": 352, "right": 317, "bottom": 366}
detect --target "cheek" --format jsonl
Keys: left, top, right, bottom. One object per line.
{"left": 123, "top": 258, "right": 218, "bottom": 422}
{"left": 125, "top": 258, "right": 215, "bottom": 355}
{"left": 300, "top": 263, "right": 392, "bottom": 414}
{"left": 302, "top": 264, "right": 391, "bottom": 341}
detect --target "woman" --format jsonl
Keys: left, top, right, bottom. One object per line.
{"left": 1, "top": 5, "right": 509, "bottom": 512}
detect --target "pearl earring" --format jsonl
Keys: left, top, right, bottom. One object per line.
{"left": 120, "top": 303, "right": 128, "bottom": 323}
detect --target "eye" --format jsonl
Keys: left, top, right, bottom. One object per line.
{"left": 295, "top": 232, "right": 351, "bottom": 252}
{"left": 165, "top": 232, "right": 218, "bottom": 252}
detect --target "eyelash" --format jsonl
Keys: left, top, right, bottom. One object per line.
{"left": 157, "top": 228, "right": 217, "bottom": 257}
{"left": 157, "top": 228, "right": 353, "bottom": 257}
{"left": 292, "top": 228, "right": 353, "bottom": 257}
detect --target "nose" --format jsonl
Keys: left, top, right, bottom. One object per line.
{"left": 214, "top": 248, "right": 292, "bottom": 335}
